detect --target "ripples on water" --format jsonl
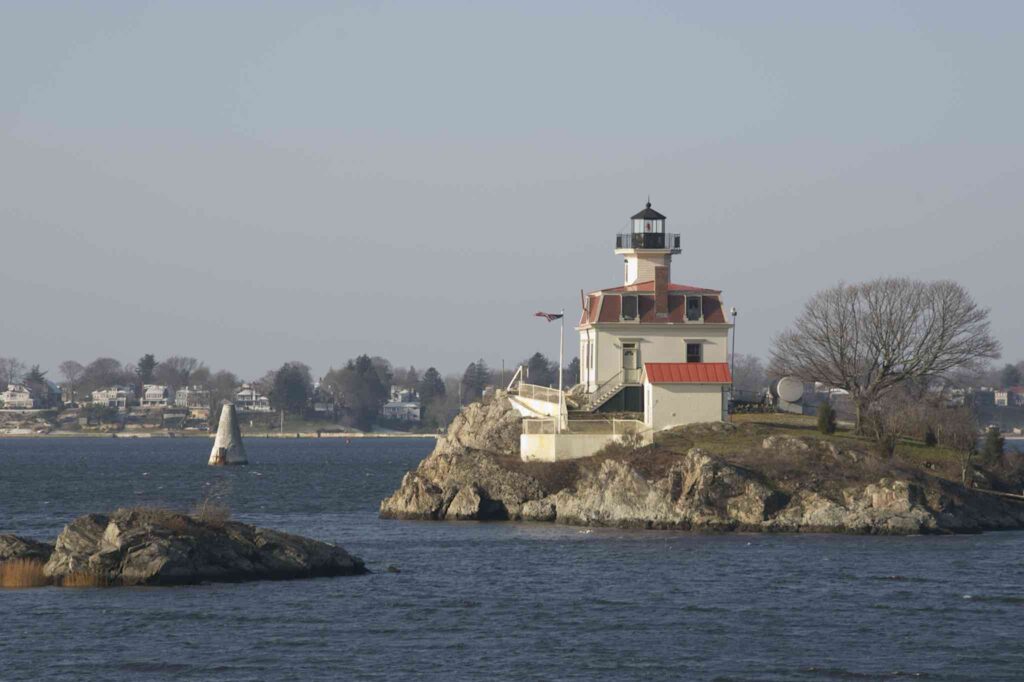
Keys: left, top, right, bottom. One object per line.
{"left": 1, "top": 438, "right": 1023, "bottom": 681}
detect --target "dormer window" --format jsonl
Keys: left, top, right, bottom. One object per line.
{"left": 621, "top": 295, "right": 638, "bottom": 321}
{"left": 686, "top": 296, "right": 702, "bottom": 321}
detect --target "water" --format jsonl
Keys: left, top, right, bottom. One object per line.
{"left": 2, "top": 438, "right": 1023, "bottom": 681}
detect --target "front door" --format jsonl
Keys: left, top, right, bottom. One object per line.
{"left": 622, "top": 343, "right": 639, "bottom": 383}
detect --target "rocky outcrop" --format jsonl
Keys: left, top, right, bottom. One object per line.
{"left": 523, "top": 449, "right": 791, "bottom": 530}
{"left": 381, "top": 396, "right": 1024, "bottom": 534}
{"left": 43, "top": 509, "right": 365, "bottom": 586}
{"left": 0, "top": 534, "right": 54, "bottom": 562}
{"left": 381, "top": 394, "right": 543, "bottom": 520}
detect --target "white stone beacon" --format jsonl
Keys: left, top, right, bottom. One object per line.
{"left": 208, "top": 402, "right": 248, "bottom": 466}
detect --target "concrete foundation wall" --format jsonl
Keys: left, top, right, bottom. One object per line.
{"left": 520, "top": 431, "right": 653, "bottom": 462}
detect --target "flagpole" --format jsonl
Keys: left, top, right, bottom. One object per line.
{"left": 558, "top": 308, "right": 564, "bottom": 434}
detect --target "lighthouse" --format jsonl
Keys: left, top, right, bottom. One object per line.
{"left": 515, "top": 200, "right": 734, "bottom": 462}
{"left": 577, "top": 201, "right": 733, "bottom": 422}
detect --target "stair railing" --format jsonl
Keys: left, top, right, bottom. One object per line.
{"left": 506, "top": 365, "right": 524, "bottom": 393}
{"left": 586, "top": 370, "right": 624, "bottom": 408}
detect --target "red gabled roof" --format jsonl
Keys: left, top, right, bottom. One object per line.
{"left": 644, "top": 362, "right": 732, "bottom": 384}
{"left": 597, "top": 280, "right": 721, "bottom": 295}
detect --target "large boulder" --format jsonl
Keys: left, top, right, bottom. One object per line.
{"left": 433, "top": 393, "right": 523, "bottom": 458}
{"left": 44, "top": 509, "right": 366, "bottom": 586}
{"left": 381, "top": 393, "right": 543, "bottom": 520}
{"left": 0, "top": 534, "right": 54, "bottom": 562}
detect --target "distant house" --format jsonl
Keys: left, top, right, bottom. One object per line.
{"left": 382, "top": 387, "right": 421, "bottom": 422}
{"left": 995, "top": 387, "right": 1024, "bottom": 407}
{"left": 311, "top": 379, "right": 336, "bottom": 414}
{"left": 235, "top": 383, "right": 272, "bottom": 412}
{"left": 140, "top": 384, "right": 172, "bottom": 407}
{"left": 1, "top": 384, "right": 37, "bottom": 409}
{"left": 91, "top": 386, "right": 135, "bottom": 410}
{"left": 382, "top": 401, "right": 421, "bottom": 422}
{"left": 391, "top": 387, "right": 418, "bottom": 403}
{"left": 175, "top": 386, "right": 211, "bottom": 409}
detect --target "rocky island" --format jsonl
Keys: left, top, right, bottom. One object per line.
{"left": 381, "top": 394, "right": 1024, "bottom": 534}
{"left": 2, "top": 508, "right": 365, "bottom": 587}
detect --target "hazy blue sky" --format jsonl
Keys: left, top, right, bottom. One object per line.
{"left": 2, "top": 1, "right": 1021, "bottom": 380}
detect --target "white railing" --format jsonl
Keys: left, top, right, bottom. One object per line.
{"left": 522, "top": 417, "right": 647, "bottom": 437}
{"left": 517, "top": 383, "right": 562, "bottom": 404}
{"left": 509, "top": 364, "right": 564, "bottom": 404}
{"left": 523, "top": 418, "right": 558, "bottom": 435}
{"left": 507, "top": 365, "right": 524, "bottom": 392}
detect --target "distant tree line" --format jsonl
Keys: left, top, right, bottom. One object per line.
{"left": 1, "top": 349, "right": 579, "bottom": 434}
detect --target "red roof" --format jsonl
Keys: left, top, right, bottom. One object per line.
{"left": 580, "top": 290, "right": 727, "bottom": 325}
{"left": 644, "top": 362, "right": 732, "bottom": 384}
{"left": 598, "top": 280, "right": 721, "bottom": 295}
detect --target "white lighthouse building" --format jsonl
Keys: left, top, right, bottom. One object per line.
{"left": 514, "top": 201, "right": 734, "bottom": 461}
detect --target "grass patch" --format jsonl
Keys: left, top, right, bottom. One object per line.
{"left": 0, "top": 559, "right": 49, "bottom": 588}
{"left": 116, "top": 506, "right": 191, "bottom": 532}
{"left": 60, "top": 570, "right": 112, "bottom": 588}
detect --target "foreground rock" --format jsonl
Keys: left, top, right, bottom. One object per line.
{"left": 44, "top": 509, "right": 366, "bottom": 585}
{"left": 381, "top": 395, "right": 1024, "bottom": 534}
{"left": 0, "top": 534, "right": 54, "bottom": 562}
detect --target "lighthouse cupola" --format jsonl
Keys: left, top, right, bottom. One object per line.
{"left": 615, "top": 201, "right": 681, "bottom": 286}
{"left": 631, "top": 201, "right": 666, "bottom": 236}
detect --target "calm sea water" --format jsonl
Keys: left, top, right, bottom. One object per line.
{"left": 1, "top": 438, "right": 1022, "bottom": 681}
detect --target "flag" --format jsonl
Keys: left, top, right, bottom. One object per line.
{"left": 535, "top": 311, "right": 563, "bottom": 322}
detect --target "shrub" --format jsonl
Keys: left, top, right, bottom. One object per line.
{"left": 0, "top": 559, "right": 49, "bottom": 588}
{"left": 982, "top": 427, "right": 1005, "bottom": 461}
{"left": 816, "top": 401, "right": 837, "bottom": 435}
{"left": 191, "top": 499, "right": 231, "bottom": 529}
{"left": 923, "top": 425, "right": 938, "bottom": 447}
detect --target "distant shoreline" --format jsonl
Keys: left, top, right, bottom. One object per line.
{"left": 0, "top": 431, "right": 439, "bottom": 440}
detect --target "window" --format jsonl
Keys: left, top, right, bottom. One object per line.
{"left": 621, "top": 295, "right": 638, "bottom": 321}
{"left": 686, "top": 343, "right": 702, "bottom": 364}
{"left": 686, "top": 296, "right": 702, "bottom": 321}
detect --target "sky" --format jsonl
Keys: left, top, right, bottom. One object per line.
{"left": 1, "top": 1, "right": 1021, "bottom": 380}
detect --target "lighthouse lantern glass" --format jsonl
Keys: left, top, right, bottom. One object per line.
{"left": 632, "top": 217, "right": 664, "bottom": 234}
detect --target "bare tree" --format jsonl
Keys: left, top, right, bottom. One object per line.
{"left": 207, "top": 370, "right": 240, "bottom": 427}
{"left": 770, "top": 278, "right": 1000, "bottom": 431}
{"left": 732, "top": 354, "right": 767, "bottom": 394}
{"left": 862, "top": 392, "right": 912, "bottom": 458}
{"left": 0, "top": 357, "right": 26, "bottom": 386}
{"left": 153, "top": 356, "right": 204, "bottom": 392}
{"left": 936, "top": 407, "right": 980, "bottom": 485}
{"left": 59, "top": 360, "right": 85, "bottom": 402}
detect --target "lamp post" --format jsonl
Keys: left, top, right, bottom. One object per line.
{"left": 558, "top": 309, "right": 565, "bottom": 434}
{"left": 730, "top": 307, "right": 738, "bottom": 387}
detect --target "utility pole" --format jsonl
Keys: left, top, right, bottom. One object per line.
{"left": 730, "top": 307, "right": 738, "bottom": 387}
{"left": 558, "top": 309, "right": 565, "bottom": 434}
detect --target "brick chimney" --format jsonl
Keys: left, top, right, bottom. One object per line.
{"left": 654, "top": 265, "right": 669, "bottom": 317}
